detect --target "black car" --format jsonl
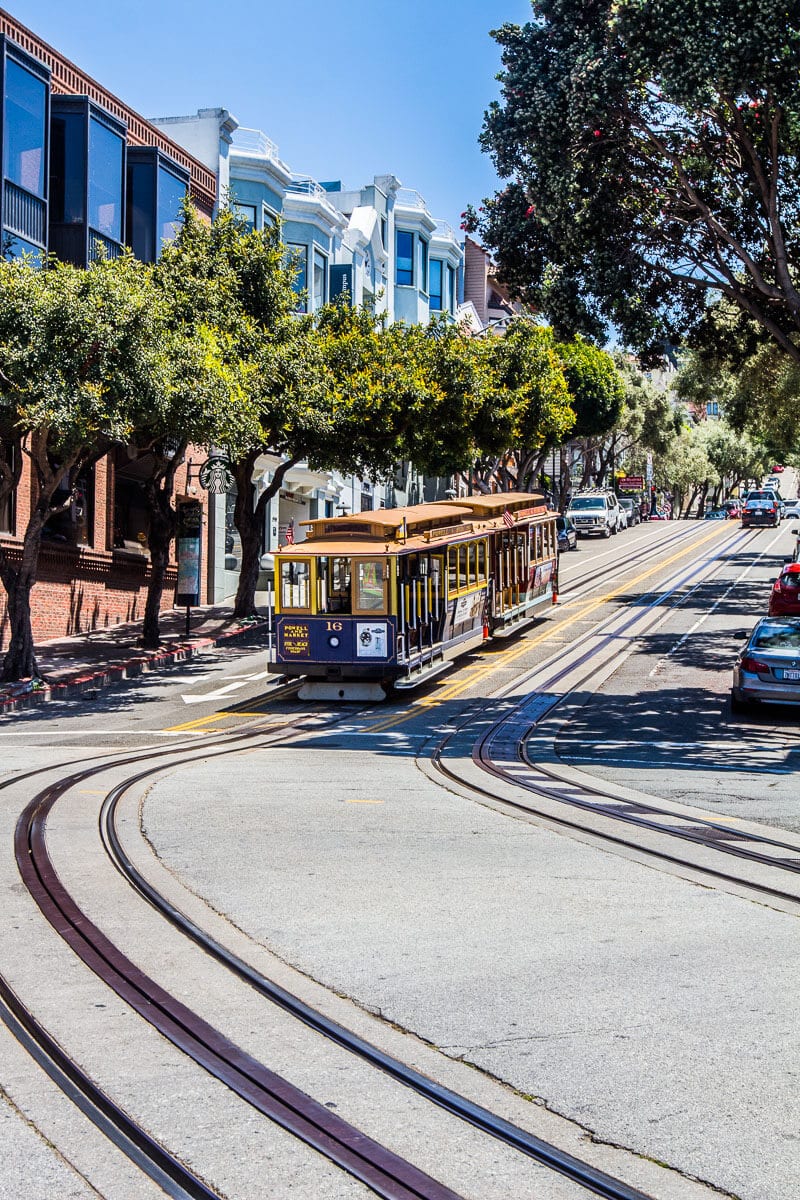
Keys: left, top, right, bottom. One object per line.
{"left": 618, "top": 497, "right": 640, "bottom": 527}
{"left": 556, "top": 515, "right": 578, "bottom": 552}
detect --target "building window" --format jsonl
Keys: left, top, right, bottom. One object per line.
{"left": 380, "top": 216, "right": 387, "bottom": 248}
{"left": 4, "top": 58, "right": 47, "bottom": 198}
{"left": 429, "top": 259, "right": 443, "bottom": 310}
{"left": 225, "top": 486, "right": 242, "bottom": 574}
{"left": 126, "top": 151, "right": 187, "bottom": 262}
{"left": 127, "top": 160, "right": 153, "bottom": 260}
{"left": 3, "top": 233, "right": 43, "bottom": 264}
{"left": 157, "top": 165, "right": 186, "bottom": 249}
{"left": 234, "top": 202, "right": 257, "bottom": 231}
{"left": 312, "top": 248, "right": 327, "bottom": 309}
{"left": 112, "top": 448, "right": 151, "bottom": 553}
{"left": 43, "top": 463, "right": 95, "bottom": 547}
{"left": 88, "top": 116, "right": 123, "bottom": 243}
{"left": 706, "top": 400, "right": 720, "bottom": 417}
{"left": 286, "top": 243, "right": 308, "bottom": 311}
{"left": 50, "top": 110, "right": 85, "bottom": 225}
{"left": 396, "top": 229, "right": 413, "bottom": 285}
{"left": 419, "top": 236, "right": 428, "bottom": 293}
{"left": 0, "top": 442, "right": 16, "bottom": 533}
{"left": 447, "top": 264, "right": 455, "bottom": 313}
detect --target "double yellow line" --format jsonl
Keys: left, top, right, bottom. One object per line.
{"left": 365, "top": 522, "right": 732, "bottom": 735}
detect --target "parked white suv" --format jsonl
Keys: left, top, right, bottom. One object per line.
{"left": 566, "top": 491, "right": 622, "bottom": 537}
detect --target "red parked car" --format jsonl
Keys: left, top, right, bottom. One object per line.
{"left": 768, "top": 563, "right": 800, "bottom": 616}
{"left": 771, "top": 464, "right": 785, "bottom": 473}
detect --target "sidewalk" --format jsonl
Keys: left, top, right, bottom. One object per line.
{"left": 0, "top": 605, "right": 272, "bottom": 714}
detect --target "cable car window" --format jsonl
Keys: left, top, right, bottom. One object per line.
{"left": 448, "top": 547, "right": 458, "bottom": 593}
{"left": 319, "top": 556, "right": 350, "bottom": 613}
{"left": 458, "top": 545, "right": 468, "bottom": 590}
{"left": 354, "top": 559, "right": 386, "bottom": 612}
{"left": 477, "top": 541, "right": 487, "bottom": 581}
{"left": 468, "top": 543, "right": 478, "bottom": 587}
{"left": 281, "top": 559, "right": 311, "bottom": 610}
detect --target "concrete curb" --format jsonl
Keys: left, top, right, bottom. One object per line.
{"left": 0, "top": 619, "right": 271, "bottom": 715}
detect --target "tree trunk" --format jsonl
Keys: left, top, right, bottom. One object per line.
{"left": 558, "top": 456, "right": 571, "bottom": 511}
{"left": 695, "top": 481, "right": 709, "bottom": 518}
{"left": 0, "top": 438, "right": 78, "bottom": 683}
{"left": 142, "top": 537, "right": 170, "bottom": 650}
{"left": 141, "top": 449, "right": 183, "bottom": 650}
{"left": 232, "top": 454, "right": 300, "bottom": 618}
{"left": 232, "top": 452, "right": 262, "bottom": 620}
{"left": 0, "top": 519, "right": 43, "bottom": 682}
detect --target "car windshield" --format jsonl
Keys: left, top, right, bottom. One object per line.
{"left": 747, "top": 491, "right": 772, "bottom": 501}
{"left": 556, "top": 516, "right": 566, "bottom": 530}
{"left": 619, "top": 500, "right": 634, "bottom": 509}
{"left": 570, "top": 497, "right": 604, "bottom": 510}
{"left": 780, "top": 574, "right": 800, "bottom": 588}
{"left": 753, "top": 623, "right": 800, "bottom": 651}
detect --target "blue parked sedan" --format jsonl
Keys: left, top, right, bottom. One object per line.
{"left": 556, "top": 515, "right": 578, "bottom": 551}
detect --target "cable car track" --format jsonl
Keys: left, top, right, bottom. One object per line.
{"left": 429, "top": 529, "right": 800, "bottom": 909}
{"left": 556, "top": 519, "right": 725, "bottom": 601}
{"left": 6, "top": 718, "right": 658, "bottom": 1197}
{"left": 0, "top": 522, "right": 785, "bottom": 1198}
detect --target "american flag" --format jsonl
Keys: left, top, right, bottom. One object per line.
{"left": 285, "top": 519, "right": 294, "bottom": 545}
{"left": 502, "top": 508, "right": 514, "bottom": 529}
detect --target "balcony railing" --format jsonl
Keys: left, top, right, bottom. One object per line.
{"left": 287, "top": 175, "right": 328, "bottom": 199}
{"left": 433, "top": 219, "right": 459, "bottom": 244}
{"left": 395, "top": 187, "right": 430, "bottom": 212}
{"left": 4, "top": 181, "right": 45, "bottom": 244}
{"left": 232, "top": 127, "right": 282, "bottom": 162}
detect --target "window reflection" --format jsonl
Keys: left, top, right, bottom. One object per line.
{"left": 157, "top": 165, "right": 186, "bottom": 248}
{"left": 88, "top": 117, "right": 123, "bottom": 242}
{"left": 313, "top": 249, "right": 326, "bottom": 309}
{"left": 429, "top": 259, "right": 443, "bottom": 310}
{"left": 286, "top": 243, "right": 307, "bottom": 311}
{"left": 4, "top": 58, "right": 46, "bottom": 197}
{"left": 233, "top": 202, "right": 256, "bottom": 231}
{"left": 396, "top": 230, "right": 413, "bottom": 285}
{"left": 281, "top": 560, "right": 311, "bottom": 609}
{"left": 3, "top": 233, "right": 43, "bottom": 264}
{"left": 355, "top": 560, "right": 385, "bottom": 612}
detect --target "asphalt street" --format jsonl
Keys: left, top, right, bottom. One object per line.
{"left": 1, "top": 514, "right": 798, "bottom": 1199}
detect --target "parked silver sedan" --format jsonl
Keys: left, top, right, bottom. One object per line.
{"left": 731, "top": 617, "right": 800, "bottom": 711}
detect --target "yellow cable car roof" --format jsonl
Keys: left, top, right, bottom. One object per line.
{"left": 275, "top": 493, "right": 553, "bottom": 558}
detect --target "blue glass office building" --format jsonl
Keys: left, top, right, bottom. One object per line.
{"left": 0, "top": 35, "right": 49, "bottom": 262}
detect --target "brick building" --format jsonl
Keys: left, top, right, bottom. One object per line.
{"left": 0, "top": 9, "right": 218, "bottom": 649}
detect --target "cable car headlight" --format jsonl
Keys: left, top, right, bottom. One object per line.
{"left": 328, "top": 635, "right": 340, "bottom": 648}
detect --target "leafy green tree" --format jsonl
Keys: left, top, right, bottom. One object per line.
{"left": 146, "top": 205, "right": 285, "bottom": 633}
{"left": 478, "top": 1, "right": 800, "bottom": 365}
{"left": 659, "top": 421, "right": 718, "bottom": 516}
{"left": 470, "top": 319, "right": 575, "bottom": 491}
{"left": 0, "top": 255, "right": 170, "bottom": 681}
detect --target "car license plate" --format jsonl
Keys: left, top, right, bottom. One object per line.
{"left": 782, "top": 669, "right": 800, "bottom": 681}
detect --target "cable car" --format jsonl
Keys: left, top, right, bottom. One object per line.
{"left": 270, "top": 492, "right": 558, "bottom": 699}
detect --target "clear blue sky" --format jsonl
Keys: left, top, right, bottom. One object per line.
{"left": 10, "top": 0, "right": 532, "bottom": 228}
